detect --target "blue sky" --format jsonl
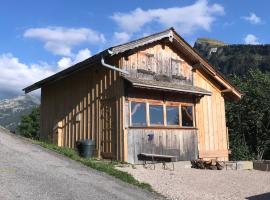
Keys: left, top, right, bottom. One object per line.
{"left": 0, "top": 0, "right": 269, "bottom": 98}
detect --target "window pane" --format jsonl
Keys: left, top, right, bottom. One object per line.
{"left": 149, "top": 105, "right": 164, "bottom": 125}
{"left": 181, "top": 106, "right": 193, "bottom": 127}
{"left": 131, "top": 102, "right": 146, "bottom": 126}
{"left": 166, "top": 106, "right": 179, "bottom": 125}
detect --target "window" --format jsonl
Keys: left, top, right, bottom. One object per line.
{"left": 131, "top": 102, "right": 146, "bottom": 126}
{"left": 149, "top": 105, "right": 164, "bottom": 125}
{"left": 171, "top": 58, "right": 182, "bottom": 76}
{"left": 130, "top": 101, "right": 194, "bottom": 128}
{"left": 166, "top": 106, "right": 179, "bottom": 125}
{"left": 139, "top": 52, "right": 155, "bottom": 71}
{"left": 181, "top": 105, "right": 194, "bottom": 127}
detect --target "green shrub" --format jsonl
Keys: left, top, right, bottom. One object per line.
{"left": 18, "top": 107, "right": 40, "bottom": 139}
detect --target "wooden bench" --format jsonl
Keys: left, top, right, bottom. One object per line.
{"left": 137, "top": 153, "right": 176, "bottom": 170}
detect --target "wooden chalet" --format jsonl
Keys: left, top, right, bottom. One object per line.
{"left": 24, "top": 28, "right": 242, "bottom": 163}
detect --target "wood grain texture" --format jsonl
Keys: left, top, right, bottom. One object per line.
{"left": 121, "top": 43, "right": 193, "bottom": 84}
{"left": 127, "top": 128, "right": 198, "bottom": 164}
{"left": 194, "top": 69, "right": 229, "bottom": 161}
{"left": 40, "top": 62, "right": 125, "bottom": 161}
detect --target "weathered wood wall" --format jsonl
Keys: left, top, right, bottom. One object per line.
{"left": 41, "top": 62, "right": 126, "bottom": 160}
{"left": 128, "top": 128, "right": 198, "bottom": 163}
{"left": 119, "top": 42, "right": 229, "bottom": 161}
{"left": 120, "top": 42, "right": 193, "bottom": 84}
{"left": 194, "top": 70, "right": 229, "bottom": 161}
{"left": 123, "top": 88, "right": 198, "bottom": 163}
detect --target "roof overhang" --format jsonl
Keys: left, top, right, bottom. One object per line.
{"left": 123, "top": 76, "right": 212, "bottom": 97}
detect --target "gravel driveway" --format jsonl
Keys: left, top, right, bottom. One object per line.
{"left": 0, "top": 127, "right": 161, "bottom": 200}
{"left": 117, "top": 162, "right": 270, "bottom": 200}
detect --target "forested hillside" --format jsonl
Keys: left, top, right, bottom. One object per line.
{"left": 194, "top": 38, "right": 270, "bottom": 76}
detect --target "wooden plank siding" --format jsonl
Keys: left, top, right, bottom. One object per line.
{"left": 120, "top": 42, "right": 193, "bottom": 84}
{"left": 119, "top": 42, "right": 229, "bottom": 162}
{"left": 40, "top": 62, "right": 125, "bottom": 161}
{"left": 127, "top": 129, "right": 198, "bottom": 164}
{"left": 194, "top": 69, "right": 229, "bottom": 161}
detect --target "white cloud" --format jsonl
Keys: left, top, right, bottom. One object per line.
{"left": 24, "top": 27, "right": 105, "bottom": 56}
{"left": 74, "top": 48, "right": 91, "bottom": 63}
{"left": 0, "top": 47, "right": 92, "bottom": 96}
{"left": 0, "top": 48, "right": 92, "bottom": 95}
{"left": 113, "top": 32, "right": 132, "bottom": 44}
{"left": 57, "top": 48, "right": 91, "bottom": 70}
{"left": 111, "top": 0, "right": 224, "bottom": 35}
{"left": 0, "top": 53, "right": 55, "bottom": 93}
{"left": 242, "top": 13, "right": 261, "bottom": 24}
{"left": 244, "top": 34, "right": 260, "bottom": 44}
{"left": 57, "top": 57, "right": 73, "bottom": 70}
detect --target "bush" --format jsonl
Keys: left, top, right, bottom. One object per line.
{"left": 226, "top": 69, "right": 270, "bottom": 160}
{"left": 18, "top": 107, "right": 40, "bottom": 139}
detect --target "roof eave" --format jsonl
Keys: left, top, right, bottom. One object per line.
{"left": 23, "top": 50, "right": 110, "bottom": 93}
{"left": 132, "top": 82, "right": 212, "bottom": 96}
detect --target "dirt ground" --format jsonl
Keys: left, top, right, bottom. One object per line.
{"left": 117, "top": 162, "right": 270, "bottom": 200}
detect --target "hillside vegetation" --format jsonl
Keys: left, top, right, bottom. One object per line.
{"left": 194, "top": 38, "right": 270, "bottom": 76}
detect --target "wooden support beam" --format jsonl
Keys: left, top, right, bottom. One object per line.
{"left": 221, "top": 89, "right": 232, "bottom": 93}
{"left": 192, "top": 63, "right": 202, "bottom": 72}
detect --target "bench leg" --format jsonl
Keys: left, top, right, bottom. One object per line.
{"left": 143, "top": 160, "right": 155, "bottom": 170}
{"left": 162, "top": 162, "right": 174, "bottom": 171}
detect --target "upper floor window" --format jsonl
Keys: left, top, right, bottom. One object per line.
{"left": 139, "top": 52, "right": 155, "bottom": 71}
{"left": 171, "top": 58, "right": 183, "bottom": 76}
{"left": 131, "top": 102, "right": 146, "bottom": 126}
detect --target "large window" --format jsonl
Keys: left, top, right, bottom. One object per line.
{"left": 149, "top": 105, "right": 164, "bottom": 125}
{"left": 131, "top": 102, "right": 146, "bottom": 126}
{"left": 130, "top": 101, "right": 194, "bottom": 128}
{"left": 181, "top": 105, "right": 194, "bottom": 127}
{"left": 166, "top": 106, "right": 179, "bottom": 125}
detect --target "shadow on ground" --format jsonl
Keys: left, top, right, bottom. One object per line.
{"left": 246, "top": 192, "right": 270, "bottom": 200}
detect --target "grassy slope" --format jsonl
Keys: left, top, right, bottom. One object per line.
{"left": 31, "top": 140, "right": 153, "bottom": 192}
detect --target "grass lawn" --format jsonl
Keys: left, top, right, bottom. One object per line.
{"left": 31, "top": 140, "right": 153, "bottom": 192}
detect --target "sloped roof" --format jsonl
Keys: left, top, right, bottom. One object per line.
{"left": 122, "top": 76, "right": 211, "bottom": 96}
{"left": 23, "top": 27, "right": 241, "bottom": 100}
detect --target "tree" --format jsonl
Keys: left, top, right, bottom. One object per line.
{"left": 18, "top": 107, "right": 40, "bottom": 139}
{"left": 226, "top": 69, "right": 270, "bottom": 160}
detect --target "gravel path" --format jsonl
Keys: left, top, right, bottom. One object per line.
{"left": 117, "top": 162, "right": 270, "bottom": 200}
{"left": 0, "top": 127, "right": 161, "bottom": 200}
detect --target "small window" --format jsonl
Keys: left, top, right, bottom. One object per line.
{"left": 166, "top": 106, "right": 179, "bottom": 125}
{"left": 149, "top": 105, "right": 164, "bottom": 125}
{"left": 131, "top": 102, "right": 146, "bottom": 126}
{"left": 139, "top": 52, "right": 155, "bottom": 71}
{"left": 171, "top": 58, "right": 182, "bottom": 76}
{"left": 181, "top": 106, "right": 194, "bottom": 127}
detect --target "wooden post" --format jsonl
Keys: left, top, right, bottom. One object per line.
{"left": 53, "top": 121, "right": 63, "bottom": 147}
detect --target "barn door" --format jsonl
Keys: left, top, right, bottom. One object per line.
{"left": 100, "top": 98, "right": 116, "bottom": 159}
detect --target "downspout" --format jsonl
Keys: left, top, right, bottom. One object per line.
{"left": 101, "top": 57, "right": 129, "bottom": 75}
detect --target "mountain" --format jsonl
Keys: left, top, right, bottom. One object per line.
{"left": 194, "top": 38, "right": 270, "bottom": 76}
{"left": 0, "top": 95, "right": 40, "bottom": 132}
